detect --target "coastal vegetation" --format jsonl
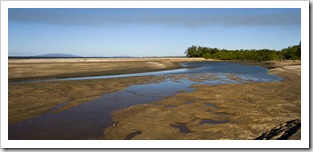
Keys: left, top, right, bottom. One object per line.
{"left": 185, "top": 42, "right": 301, "bottom": 61}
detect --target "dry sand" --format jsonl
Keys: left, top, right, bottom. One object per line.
{"left": 9, "top": 58, "right": 207, "bottom": 81}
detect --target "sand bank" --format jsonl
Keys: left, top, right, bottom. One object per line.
{"left": 9, "top": 58, "right": 207, "bottom": 81}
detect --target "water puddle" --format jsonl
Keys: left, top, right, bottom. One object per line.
{"left": 199, "top": 119, "right": 229, "bottom": 125}
{"left": 170, "top": 123, "right": 192, "bottom": 133}
{"left": 204, "top": 103, "right": 218, "bottom": 107}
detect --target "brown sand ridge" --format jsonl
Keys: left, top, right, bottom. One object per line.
{"left": 9, "top": 58, "right": 207, "bottom": 81}
{"left": 103, "top": 60, "right": 301, "bottom": 140}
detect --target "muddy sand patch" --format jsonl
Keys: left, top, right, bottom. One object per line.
{"left": 103, "top": 62, "right": 301, "bottom": 140}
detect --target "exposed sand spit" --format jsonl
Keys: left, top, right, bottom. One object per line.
{"left": 9, "top": 57, "right": 207, "bottom": 63}
{"left": 9, "top": 58, "right": 207, "bottom": 81}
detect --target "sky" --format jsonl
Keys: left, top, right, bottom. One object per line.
{"left": 8, "top": 8, "right": 301, "bottom": 57}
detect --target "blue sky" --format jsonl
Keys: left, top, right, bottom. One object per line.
{"left": 8, "top": 8, "right": 301, "bottom": 57}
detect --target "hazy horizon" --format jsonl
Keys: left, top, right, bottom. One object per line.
{"left": 8, "top": 53, "right": 186, "bottom": 58}
{"left": 9, "top": 8, "right": 301, "bottom": 57}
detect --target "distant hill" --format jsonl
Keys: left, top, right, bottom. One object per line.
{"left": 9, "top": 53, "right": 81, "bottom": 58}
{"left": 9, "top": 54, "right": 185, "bottom": 58}
{"left": 35, "top": 53, "right": 81, "bottom": 58}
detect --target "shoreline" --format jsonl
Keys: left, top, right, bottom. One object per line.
{"left": 9, "top": 57, "right": 298, "bottom": 82}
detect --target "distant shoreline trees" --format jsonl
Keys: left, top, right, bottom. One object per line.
{"left": 185, "top": 42, "right": 301, "bottom": 61}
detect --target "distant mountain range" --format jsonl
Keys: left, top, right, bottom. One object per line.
{"left": 9, "top": 53, "right": 185, "bottom": 58}
{"left": 9, "top": 53, "right": 81, "bottom": 58}
{"left": 33, "top": 54, "right": 139, "bottom": 58}
{"left": 34, "top": 53, "right": 81, "bottom": 58}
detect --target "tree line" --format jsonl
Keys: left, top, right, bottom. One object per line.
{"left": 185, "top": 42, "right": 301, "bottom": 61}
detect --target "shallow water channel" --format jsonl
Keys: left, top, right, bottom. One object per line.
{"left": 9, "top": 62, "right": 282, "bottom": 140}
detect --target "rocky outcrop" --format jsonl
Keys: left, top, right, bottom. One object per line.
{"left": 255, "top": 119, "right": 301, "bottom": 140}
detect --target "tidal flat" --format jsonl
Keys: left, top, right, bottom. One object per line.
{"left": 104, "top": 62, "right": 300, "bottom": 140}
{"left": 8, "top": 58, "right": 301, "bottom": 140}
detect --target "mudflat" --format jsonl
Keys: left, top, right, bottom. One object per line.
{"left": 8, "top": 58, "right": 301, "bottom": 140}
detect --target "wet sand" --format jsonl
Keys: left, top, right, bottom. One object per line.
{"left": 8, "top": 58, "right": 301, "bottom": 140}
{"left": 103, "top": 60, "right": 301, "bottom": 140}
{"left": 9, "top": 76, "right": 167, "bottom": 125}
{"left": 9, "top": 58, "right": 208, "bottom": 124}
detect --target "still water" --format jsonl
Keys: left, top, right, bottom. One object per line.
{"left": 8, "top": 62, "right": 282, "bottom": 140}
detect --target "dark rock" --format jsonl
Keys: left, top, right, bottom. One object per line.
{"left": 254, "top": 119, "right": 301, "bottom": 140}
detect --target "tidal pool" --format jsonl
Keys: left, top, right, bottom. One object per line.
{"left": 8, "top": 62, "right": 282, "bottom": 140}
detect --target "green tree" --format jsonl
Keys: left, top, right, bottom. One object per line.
{"left": 185, "top": 43, "right": 300, "bottom": 61}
